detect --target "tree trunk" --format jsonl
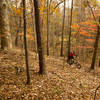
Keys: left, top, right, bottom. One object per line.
{"left": 33, "top": 0, "right": 46, "bottom": 74}
{"left": 22, "top": 0, "right": 30, "bottom": 84}
{"left": 60, "top": 0, "right": 66, "bottom": 56}
{"left": 99, "top": 59, "right": 100, "bottom": 67}
{"left": 15, "top": 16, "right": 22, "bottom": 47}
{"left": 47, "top": 0, "right": 50, "bottom": 56}
{"left": 67, "top": 0, "right": 73, "bottom": 60}
{"left": 0, "top": 0, "right": 12, "bottom": 50}
{"left": 29, "top": 0, "right": 37, "bottom": 53}
{"left": 90, "top": 17, "right": 100, "bottom": 70}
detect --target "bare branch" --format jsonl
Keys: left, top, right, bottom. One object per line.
{"left": 94, "top": 85, "right": 100, "bottom": 100}
{"left": 87, "top": 1, "right": 97, "bottom": 24}
{"left": 50, "top": 0, "right": 64, "bottom": 15}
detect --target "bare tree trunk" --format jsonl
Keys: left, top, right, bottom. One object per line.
{"left": 60, "top": 0, "right": 66, "bottom": 56}
{"left": 22, "top": 0, "right": 30, "bottom": 84}
{"left": 67, "top": 0, "right": 73, "bottom": 60}
{"left": 47, "top": 0, "right": 49, "bottom": 56}
{"left": 29, "top": 0, "right": 37, "bottom": 52}
{"left": 90, "top": 17, "right": 100, "bottom": 70}
{"left": 15, "top": 16, "right": 22, "bottom": 47}
{"left": 33, "top": 0, "right": 46, "bottom": 74}
{"left": 0, "top": 0, "right": 12, "bottom": 50}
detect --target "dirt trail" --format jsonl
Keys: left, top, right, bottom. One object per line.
{"left": 0, "top": 49, "right": 100, "bottom": 100}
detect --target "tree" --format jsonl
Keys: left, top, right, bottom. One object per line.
{"left": 15, "top": 1, "right": 22, "bottom": 47}
{"left": 22, "top": 0, "right": 30, "bottom": 84}
{"left": 67, "top": 0, "right": 74, "bottom": 60}
{"left": 47, "top": 0, "right": 50, "bottom": 56}
{"left": 60, "top": 0, "right": 66, "bottom": 56}
{"left": 29, "top": 0, "right": 37, "bottom": 52}
{"left": 33, "top": 0, "right": 46, "bottom": 74}
{"left": 90, "top": 17, "right": 100, "bottom": 70}
{"left": 0, "top": 0, "right": 12, "bottom": 50}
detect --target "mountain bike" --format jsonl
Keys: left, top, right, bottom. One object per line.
{"left": 67, "top": 56, "right": 81, "bottom": 69}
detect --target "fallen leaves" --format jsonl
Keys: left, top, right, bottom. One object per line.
{"left": 0, "top": 49, "right": 100, "bottom": 100}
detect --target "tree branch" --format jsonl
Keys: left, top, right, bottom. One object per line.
{"left": 94, "top": 85, "right": 100, "bottom": 100}
{"left": 50, "top": 1, "right": 64, "bottom": 15}
{"left": 87, "top": 1, "right": 97, "bottom": 24}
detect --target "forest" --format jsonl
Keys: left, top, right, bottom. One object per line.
{"left": 0, "top": 0, "right": 100, "bottom": 100}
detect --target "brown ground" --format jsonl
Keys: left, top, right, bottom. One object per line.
{"left": 0, "top": 49, "right": 100, "bottom": 100}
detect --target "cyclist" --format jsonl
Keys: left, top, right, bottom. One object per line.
{"left": 68, "top": 51, "right": 76, "bottom": 65}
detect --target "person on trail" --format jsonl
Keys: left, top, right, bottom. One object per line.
{"left": 67, "top": 51, "right": 77, "bottom": 65}
{"left": 68, "top": 51, "right": 76, "bottom": 60}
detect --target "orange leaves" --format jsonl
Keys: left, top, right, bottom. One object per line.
{"left": 73, "top": 46, "right": 93, "bottom": 49}
{"left": 80, "top": 20, "right": 94, "bottom": 26}
{"left": 26, "top": 34, "right": 34, "bottom": 40}
{"left": 71, "top": 24, "right": 80, "bottom": 30}
{"left": 78, "top": 20, "right": 97, "bottom": 38}
{"left": 85, "top": 39, "right": 95, "bottom": 42}
{"left": 88, "top": 28, "right": 97, "bottom": 31}
{"left": 80, "top": 30, "right": 94, "bottom": 37}
{"left": 80, "top": 22, "right": 89, "bottom": 25}
{"left": 91, "top": 24, "right": 97, "bottom": 27}
{"left": 80, "top": 27, "right": 86, "bottom": 30}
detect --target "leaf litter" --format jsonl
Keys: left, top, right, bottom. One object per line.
{"left": 0, "top": 49, "right": 100, "bottom": 100}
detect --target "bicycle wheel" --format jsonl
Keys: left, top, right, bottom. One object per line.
{"left": 75, "top": 61, "right": 81, "bottom": 69}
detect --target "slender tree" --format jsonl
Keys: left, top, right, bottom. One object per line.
{"left": 15, "top": 1, "right": 22, "bottom": 47}
{"left": 22, "top": 0, "right": 30, "bottom": 84}
{"left": 67, "top": 0, "right": 74, "bottom": 60}
{"left": 47, "top": 0, "right": 50, "bottom": 56}
{"left": 0, "top": 0, "right": 12, "bottom": 50}
{"left": 15, "top": 16, "right": 22, "bottom": 47}
{"left": 60, "top": 0, "right": 66, "bottom": 56}
{"left": 90, "top": 17, "right": 100, "bottom": 70}
{"left": 29, "top": 0, "right": 37, "bottom": 52}
{"left": 33, "top": 0, "right": 46, "bottom": 74}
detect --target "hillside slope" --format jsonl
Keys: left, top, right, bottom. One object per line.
{"left": 0, "top": 49, "right": 100, "bottom": 100}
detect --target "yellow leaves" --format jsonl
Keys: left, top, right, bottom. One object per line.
{"left": 40, "top": 7, "right": 44, "bottom": 15}
{"left": 72, "top": 32, "right": 77, "bottom": 35}
{"left": 18, "top": 32, "right": 34, "bottom": 40}
{"left": 50, "top": 6, "right": 55, "bottom": 13}
{"left": 40, "top": 0, "right": 46, "bottom": 15}
{"left": 82, "top": 1, "right": 88, "bottom": 8}
{"left": 58, "top": 37, "right": 67, "bottom": 42}
{"left": 12, "top": 6, "right": 22, "bottom": 16}
{"left": 27, "top": 28, "right": 33, "bottom": 34}
{"left": 16, "top": 8, "right": 22, "bottom": 16}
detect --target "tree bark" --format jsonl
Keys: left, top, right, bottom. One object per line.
{"left": 60, "top": 0, "right": 66, "bottom": 56}
{"left": 15, "top": 16, "right": 22, "bottom": 47}
{"left": 29, "top": 0, "right": 37, "bottom": 52}
{"left": 33, "top": 0, "right": 46, "bottom": 74}
{"left": 22, "top": 0, "right": 30, "bottom": 84}
{"left": 90, "top": 17, "right": 100, "bottom": 70}
{"left": 67, "top": 0, "right": 73, "bottom": 60}
{"left": 47, "top": 0, "right": 50, "bottom": 56}
{"left": 0, "top": 0, "right": 12, "bottom": 50}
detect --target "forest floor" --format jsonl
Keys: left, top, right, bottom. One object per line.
{"left": 0, "top": 49, "right": 100, "bottom": 100}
